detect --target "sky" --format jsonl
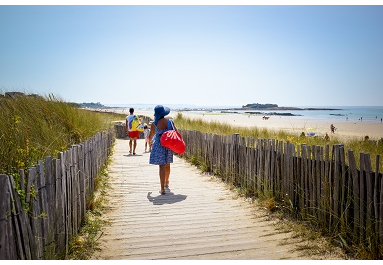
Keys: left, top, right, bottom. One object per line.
{"left": 1, "top": 3, "right": 383, "bottom": 107}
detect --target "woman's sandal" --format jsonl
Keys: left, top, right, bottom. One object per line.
{"left": 159, "top": 190, "right": 165, "bottom": 195}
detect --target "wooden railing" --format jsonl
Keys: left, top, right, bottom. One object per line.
{"left": 181, "top": 130, "right": 383, "bottom": 255}
{"left": 0, "top": 129, "right": 114, "bottom": 259}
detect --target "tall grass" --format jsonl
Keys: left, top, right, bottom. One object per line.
{"left": 174, "top": 112, "right": 383, "bottom": 172}
{"left": 174, "top": 113, "right": 383, "bottom": 259}
{"left": 0, "top": 93, "right": 125, "bottom": 175}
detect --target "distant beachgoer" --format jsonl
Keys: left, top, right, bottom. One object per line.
{"left": 324, "top": 133, "right": 330, "bottom": 141}
{"left": 126, "top": 108, "right": 139, "bottom": 155}
{"left": 143, "top": 124, "right": 151, "bottom": 152}
{"left": 330, "top": 124, "right": 336, "bottom": 133}
{"left": 149, "top": 105, "right": 175, "bottom": 195}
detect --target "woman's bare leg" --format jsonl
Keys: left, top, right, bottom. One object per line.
{"left": 159, "top": 165, "right": 166, "bottom": 193}
{"left": 165, "top": 163, "right": 170, "bottom": 187}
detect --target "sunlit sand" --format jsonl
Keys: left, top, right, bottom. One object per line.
{"left": 111, "top": 108, "right": 383, "bottom": 140}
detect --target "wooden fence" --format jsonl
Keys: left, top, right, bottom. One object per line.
{"left": 181, "top": 130, "right": 383, "bottom": 255}
{"left": 0, "top": 129, "right": 114, "bottom": 260}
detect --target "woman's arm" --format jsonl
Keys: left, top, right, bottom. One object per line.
{"left": 149, "top": 123, "right": 155, "bottom": 142}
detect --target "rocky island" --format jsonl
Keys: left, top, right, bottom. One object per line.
{"left": 241, "top": 103, "right": 342, "bottom": 111}
{"left": 228, "top": 103, "right": 343, "bottom": 117}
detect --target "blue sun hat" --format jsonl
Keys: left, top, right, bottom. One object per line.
{"left": 154, "top": 105, "right": 170, "bottom": 124}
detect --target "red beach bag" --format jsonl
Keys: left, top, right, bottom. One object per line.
{"left": 160, "top": 120, "right": 186, "bottom": 154}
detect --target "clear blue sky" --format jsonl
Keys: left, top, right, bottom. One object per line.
{"left": 1, "top": 4, "right": 382, "bottom": 107}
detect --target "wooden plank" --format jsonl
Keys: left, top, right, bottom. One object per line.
{"left": 319, "top": 146, "right": 325, "bottom": 224}
{"left": 264, "top": 140, "right": 271, "bottom": 193}
{"left": 54, "top": 157, "right": 65, "bottom": 256}
{"left": 348, "top": 150, "right": 359, "bottom": 239}
{"left": 290, "top": 143, "right": 295, "bottom": 207}
{"left": 315, "top": 146, "right": 321, "bottom": 220}
{"left": 359, "top": 153, "right": 366, "bottom": 243}
{"left": 380, "top": 170, "right": 383, "bottom": 245}
{"left": 61, "top": 150, "right": 71, "bottom": 255}
{"left": 373, "top": 155, "right": 380, "bottom": 243}
{"left": 84, "top": 140, "right": 90, "bottom": 204}
{"left": 11, "top": 174, "right": 33, "bottom": 260}
{"left": 301, "top": 144, "right": 308, "bottom": 218}
{"left": 79, "top": 144, "right": 86, "bottom": 224}
{"left": 19, "top": 169, "right": 25, "bottom": 195}
{"left": 0, "top": 175, "right": 18, "bottom": 260}
{"left": 332, "top": 145, "right": 340, "bottom": 232}
{"left": 339, "top": 145, "right": 347, "bottom": 232}
{"left": 257, "top": 139, "right": 263, "bottom": 192}
{"left": 276, "top": 141, "right": 283, "bottom": 200}
{"left": 270, "top": 139, "right": 276, "bottom": 196}
{"left": 71, "top": 146, "right": 78, "bottom": 236}
{"left": 324, "top": 145, "right": 330, "bottom": 228}
{"left": 7, "top": 175, "right": 26, "bottom": 259}
{"left": 37, "top": 160, "right": 49, "bottom": 259}
{"left": 363, "top": 153, "right": 373, "bottom": 240}
{"left": 44, "top": 156, "right": 56, "bottom": 259}
{"left": 328, "top": 146, "right": 334, "bottom": 230}
{"left": 283, "top": 142, "right": 288, "bottom": 200}
{"left": 345, "top": 159, "right": 353, "bottom": 231}
{"left": 28, "top": 166, "right": 42, "bottom": 260}
{"left": 307, "top": 145, "right": 313, "bottom": 216}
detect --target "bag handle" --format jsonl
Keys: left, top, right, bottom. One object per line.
{"left": 168, "top": 119, "right": 176, "bottom": 131}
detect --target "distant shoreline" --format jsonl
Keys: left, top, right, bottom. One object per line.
{"left": 177, "top": 106, "right": 344, "bottom": 117}
{"left": 176, "top": 106, "right": 343, "bottom": 112}
{"left": 103, "top": 108, "right": 383, "bottom": 140}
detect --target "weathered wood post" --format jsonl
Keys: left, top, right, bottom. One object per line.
{"left": 232, "top": 133, "right": 240, "bottom": 185}
{"left": 0, "top": 175, "right": 17, "bottom": 259}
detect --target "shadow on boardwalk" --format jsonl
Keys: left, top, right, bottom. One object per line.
{"left": 147, "top": 190, "right": 187, "bottom": 205}
{"left": 91, "top": 139, "right": 345, "bottom": 260}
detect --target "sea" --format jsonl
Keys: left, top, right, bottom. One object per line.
{"left": 107, "top": 104, "right": 383, "bottom": 124}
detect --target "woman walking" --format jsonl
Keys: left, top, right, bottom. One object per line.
{"left": 149, "top": 105, "right": 176, "bottom": 195}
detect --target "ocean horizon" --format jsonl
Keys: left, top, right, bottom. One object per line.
{"left": 106, "top": 104, "right": 383, "bottom": 123}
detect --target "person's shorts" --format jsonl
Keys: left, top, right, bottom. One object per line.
{"left": 129, "top": 131, "right": 139, "bottom": 138}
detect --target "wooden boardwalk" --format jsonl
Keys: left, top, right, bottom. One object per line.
{"left": 91, "top": 139, "right": 326, "bottom": 260}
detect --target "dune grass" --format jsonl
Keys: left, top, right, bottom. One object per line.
{"left": 174, "top": 112, "right": 383, "bottom": 172}
{"left": 174, "top": 113, "right": 383, "bottom": 259}
{"left": 0, "top": 93, "right": 125, "bottom": 176}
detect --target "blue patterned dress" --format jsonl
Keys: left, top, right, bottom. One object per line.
{"left": 149, "top": 119, "right": 174, "bottom": 165}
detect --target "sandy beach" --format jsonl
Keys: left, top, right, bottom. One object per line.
{"left": 112, "top": 108, "right": 383, "bottom": 141}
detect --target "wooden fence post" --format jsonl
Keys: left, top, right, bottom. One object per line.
{"left": 0, "top": 175, "right": 18, "bottom": 259}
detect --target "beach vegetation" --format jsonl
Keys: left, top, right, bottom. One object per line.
{"left": 0, "top": 92, "right": 125, "bottom": 210}
{"left": 175, "top": 112, "right": 383, "bottom": 259}
{"left": 0, "top": 93, "right": 125, "bottom": 176}
{"left": 174, "top": 113, "right": 383, "bottom": 172}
